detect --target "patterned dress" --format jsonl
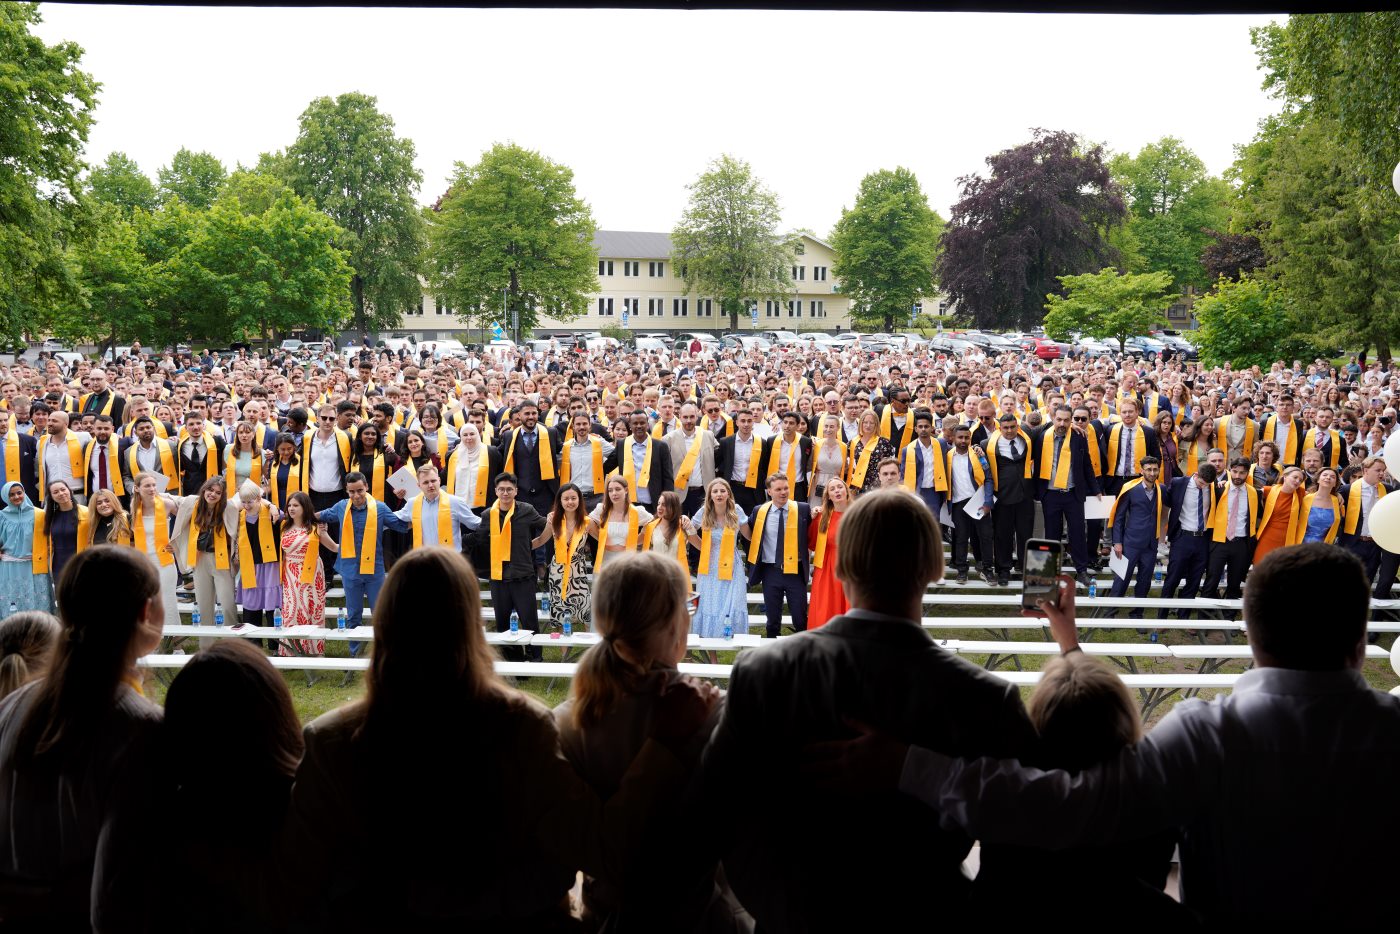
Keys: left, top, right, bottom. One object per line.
{"left": 545, "top": 523, "right": 595, "bottom": 632}
{"left": 280, "top": 526, "right": 326, "bottom": 655}
{"left": 691, "top": 506, "right": 749, "bottom": 638}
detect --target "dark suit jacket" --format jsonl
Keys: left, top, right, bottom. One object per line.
{"left": 3, "top": 432, "right": 40, "bottom": 505}
{"left": 703, "top": 612, "right": 1038, "bottom": 933}
{"left": 1109, "top": 480, "right": 1164, "bottom": 549}
{"left": 463, "top": 500, "right": 546, "bottom": 581}
{"left": 1211, "top": 481, "right": 1267, "bottom": 542}
{"left": 1257, "top": 415, "right": 1307, "bottom": 467}
{"left": 495, "top": 424, "right": 562, "bottom": 507}
{"left": 176, "top": 433, "right": 227, "bottom": 496}
{"left": 1031, "top": 428, "right": 1102, "bottom": 502}
{"left": 742, "top": 500, "right": 810, "bottom": 586}
{"left": 759, "top": 434, "right": 813, "bottom": 503}
{"left": 1165, "top": 475, "right": 1214, "bottom": 542}
{"left": 1337, "top": 480, "right": 1398, "bottom": 545}
{"left": 715, "top": 433, "right": 765, "bottom": 496}
{"left": 603, "top": 435, "right": 673, "bottom": 505}
{"left": 81, "top": 389, "right": 125, "bottom": 424}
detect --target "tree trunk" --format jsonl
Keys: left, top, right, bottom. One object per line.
{"left": 1374, "top": 335, "right": 1390, "bottom": 366}
{"left": 883, "top": 311, "right": 894, "bottom": 332}
{"left": 509, "top": 267, "right": 520, "bottom": 343}
{"left": 352, "top": 274, "right": 366, "bottom": 335}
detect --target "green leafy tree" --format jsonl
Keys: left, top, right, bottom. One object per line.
{"left": 1192, "top": 276, "right": 1315, "bottom": 369}
{"left": 1042, "top": 267, "right": 1175, "bottom": 351}
{"left": 220, "top": 168, "right": 292, "bottom": 216}
{"left": 157, "top": 148, "right": 226, "bottom": 209}
{"left": 61, "top": 204, "right": 157, "bottom": 352}
{"left": 830, "top": 167, "right": 944, "bottom": 331}
{"left": 426, "top": 143, "right": 598, "bottom": 337}
{"left": 1109, "top": 138, "right": 1231, "bottom": 290}
{"left": 186, "top": 189, "right": 353, "bottom": 346}
{"left": 132, "top": 199, "right": 217, "bottom": 346}
{"left": 0, "top": 3, "right": 98, "bottom": 344}
{"left": 87, "top": 152, "right": 157, "bottom": 216}
{"left": 285, "top": 92, "right": 427, "bottom": 333}
{"left": 671, "top": 155, "right": 794, "bottom": 331}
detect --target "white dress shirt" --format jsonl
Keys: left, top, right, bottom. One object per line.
{"left": 309, "top": 432, "right": 343, "bottom": 493}
{"left": 950, "top": 451, "right": 975, "bottom": 502}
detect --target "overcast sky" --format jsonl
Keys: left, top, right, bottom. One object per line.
{"left": 35, "top": 5, "right": 1284, "bottom": 236}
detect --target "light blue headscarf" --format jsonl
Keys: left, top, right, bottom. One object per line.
{"left": 0, "top": 481, "right": 36, "bottom": 558}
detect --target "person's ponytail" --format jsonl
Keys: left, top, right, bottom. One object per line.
{"left": 572, "top": 638, "right": 637, "bottom": 729}
{"left": 0, "top": 611, "right": 60, "bottom": 702}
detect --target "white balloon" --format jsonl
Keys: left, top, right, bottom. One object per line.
{"left": 1385, "top": 430, "right": 1400, "bottom": 470}
{"left": 1366, "top": 489, "right": 1400, "bottom": 552}
{"left": 1394, "top": 159, "right": 1400, "bottom": 199}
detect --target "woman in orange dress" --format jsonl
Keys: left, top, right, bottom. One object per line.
{"left": 807, "top": 478, "right": 851, "bottom": 629}
{"left": 1253, "top": 466, "right": 1306, "bottom": 565}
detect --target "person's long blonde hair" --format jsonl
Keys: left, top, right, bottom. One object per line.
{"left": 700, "top": 478, "right": 739, "bottom": 530}
{"left": 86, "top": 489, "right": 132, "bottom": 546}
{"left": 571, "top": 552, "right": 688, "bottom": 729}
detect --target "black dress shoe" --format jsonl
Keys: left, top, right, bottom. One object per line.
{"left": 956, "top": 569, "right": 968, "bottom": 585}
{"left": 997, "top": 575, "right": 1010, "bottom": 587}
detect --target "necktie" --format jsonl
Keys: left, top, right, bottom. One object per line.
{"left": 1195, "top": 486, "right": 1205, "bottom": 530}
{"left": 1120, "top": 428, "right": 1133, "bottom": 475}
{"left": 97, "top": 444, "right": 107, "bottom": 489}
{"left": 1227, "top": 486, "right": 1239, "bottom": 539}
{"left": 523, "top": 429, "right": 535, "bottom": 452}
{"left": 774, "top": 506, "right": 785, "bottom": 566}
{"left": 1051, "top": 435, "right": 1064, "bottom": 488}
{"left": 193, "top": 439, "right": 203, "bottom": 463}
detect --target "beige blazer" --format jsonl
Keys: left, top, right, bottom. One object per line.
{"left": 664, "top": 428, "right": 718, "bottom": 493}
{"left": 167, "top": 494, "right": 242, "bottom": 568}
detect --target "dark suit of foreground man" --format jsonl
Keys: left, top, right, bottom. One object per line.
{"left": 703, "top": 487, "right": 1037, "bottom": 933}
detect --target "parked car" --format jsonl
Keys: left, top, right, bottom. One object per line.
{"left": 424, "top": 338, "right": 469, "bottom": 360}
{"left": 279, "top": 339, "right": 305, "bottom": 354}
{"left": 1157, "top": 334, "right": 1198, "bottom": 360}
{"left": 721, "top": 335, "right": 770, "bottom": 353}
{"left": 634, "top": 337, "right": 670, "bottom": 354}
{"left": 1075, "top": 337, "right": 1115, "bottom": 358}
{"left": 1123, "top": 336, "right": 1167, "bottom": 360}
{"left": 760, "top": 330, "right": 799, "bottom": 344}
{"left": 1031, "top": 337, "right": 1062, "bottom": 361}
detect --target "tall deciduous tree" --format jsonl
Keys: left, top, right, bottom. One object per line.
{"left": 0, "top": 3, "right": 98, "bottom": 344}
{"left": 62, "top": 204, "right": 157, "bottom": 352}
{"left": 426, "top": 143, "right": 598, "bottom": 337}
{"left": 1199, "top": 228, "right": 1266, "bottom": 283}
{"left": 158, "top": 148, "right": 226, "bottom": 209}
{"left": 671, "top": 155, "right": 793, "bottom": 331}
{"left": 284, "top": 92, "right": 427, "bottom": 333}
{"left": 937, "top": 129, "right": 1125, "bottom": 330}
{"left": 830, "top": 167, "right": 944, "bottom": 331}
{"left": 1109, "top": 137, "right": 1231, "bottom": 290}
{"left": 88, "top": 152, "right": 157, "bottom": 217}
{"left": 1192, "top": 276, "right": 1314, "bottom": 369}
{"left": 1042, "top": 267, "right": 1174, "bottom": 352}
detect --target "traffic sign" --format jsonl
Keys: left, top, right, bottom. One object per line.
{"left": 622, "top": 311, "right": 630, "bottom": 327}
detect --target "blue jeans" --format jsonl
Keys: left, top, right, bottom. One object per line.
{"left": 342, "top": 570, "right": 384, "bottom": 656}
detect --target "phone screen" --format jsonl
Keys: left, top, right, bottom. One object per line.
{"left": 1021, "top": 539, "right": 1063, "bottom": 612}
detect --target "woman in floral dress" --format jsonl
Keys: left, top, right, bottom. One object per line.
{"left": 278, "top": 490, "right": 325, "bottom": 656}
{"left": 531, "top": 482, "right": 595, "bottom": 632}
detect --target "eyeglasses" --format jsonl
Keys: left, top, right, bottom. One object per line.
{"left": 1072, "top": 416, "right": 1088, "bottom": 422}
{"left": 319, "top": 416, "right": 334, "bottom": 422}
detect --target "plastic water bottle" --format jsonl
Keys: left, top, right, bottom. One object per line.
{"left": 214, "top": 604, "right": 224, "bottom": 627}
{"left": 1087, "top": 579, "right": 1098, "bottom": 598}
{"left": 723, "top": 612, "right": 734, "bottom": 641}
{"left": 6, "top": 601, "right": 15, "bottom": 618}
{"left": 273, "top": 608, "right": 283, "bottom": 629}
{"left": 337, "top": 608, "right": 347, "bottom": 630}
{"left": 541, "top": 594, "right": 551, "bottom": 617}
{"left": 192, "top": 606, "right": 201, "bottom": 626}
{"left": 1150, "top": 631, "right": 1159, "bottom": 643}
{"left": 562, "top": 613, "right": 572, "bottom": 637}
{"left": 509, "top": 611, "right": 520, "bottom": 634}
{"left": 1154, "top": 567, "right": 1163, "bottom": 584}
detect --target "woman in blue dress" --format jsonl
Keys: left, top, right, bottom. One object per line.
{"left": 1297, "top": 467, "right": 1344, "bottom": 545}
{"left": 682, "top": 478, "right": 749, "bottom": 638}
{"left": 0, "top": 481, "right": 52, "bottom": 612}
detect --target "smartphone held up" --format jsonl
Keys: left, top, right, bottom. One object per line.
{"left": 1021, "top": 539, "right": 1062, "bottom": 615}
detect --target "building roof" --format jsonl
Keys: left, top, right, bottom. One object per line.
{"left": 594, "top": 230, "right": 674, "bottom": 259}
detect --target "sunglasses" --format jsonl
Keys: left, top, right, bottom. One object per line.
{"left": 1072, "top": 416, "right": 1088, "bottom": 422}
{"left": 320, "top": 416, "right": 334, "bottom": 422}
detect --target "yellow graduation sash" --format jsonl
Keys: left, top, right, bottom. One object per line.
{"left": 1263, "top": 415, "right": 1299, "bottom": 465}
{"left": 849, "top": 438, "right": 878, "bottom": 488}
{"left": 1257, "top": 485, "right": 1301, "bottom": 546}
{"left": 504, "top": 427, "right": 556, "bottom": 481}
{"left": 1209, "top": 483, "right": 1260, "bottom": 542}
{"left": 1106, "top": 423, "right": 1148, "bottom": 476}
{"left": 3, "top": 433, "right": 18, "bottom": 486}
{"left": 1344, "top": 481, "right": 1385, "bottom": 536}
{"left": 701, "top": 412, "right": 732, "bottom": 435}
{"left": 270, "top": 460, "right": 305, "bottom": 509}
{"left": 593, "top": 505, "right": 639, "bottom": 571}
{"left": 37, "top": 434, "right": 83, "bottom": 496}
{"left": 621, "top": 438, "right": 653, "bottom": 502}
{"left": 178, "top": 429, "right": 220, "bottom": 483}
{"left": 33, "top": 505, "right": 90, "bottom": 574}
{"left": 814, "top": 438, "right": 848, "bottom": 487}
{"left": 186, "top": 510, "right": 231, "bottom": 572}
{"left": 735, "top": 435, "right": 762, "bottom": 489}
{"left": 133, "top": 498, "right": 173, "bottom": 566}
{"left": 985, "top": 430, "right": 1033, "bottom": 488}
{"left": 555, "top": 521, "right": 589, "bottom": 598}
{"left": 411, "top": 494, "right": 454, "bottom": 549}
{"left": 1304, "top": 428, "right": 1342, "bottom": 469}
{"left": 643, "top": 517, "right": 688, "bottom": 572}
{"left": 126, "top": 441, "right": 178, "bottom": 491}
{"left": 83, "top": 440, "right": 125, "bottom": 496}
{"left": 301, "top": 429, "right": 352, "bottom": 484}
{"left": 697, "top": 524, "right": 737, "bottom": 580}
{"left": 340, "top": 498, "right": 378, "bottom": 576}
{"left": 488, "top": 504, "right": 514, "bottom": 580}
{"left": 746, "top": 501, "right": 798, "bottom": 574}
{"left": 675, "top": 432, "right": 707, "bottom": 489}
{"left": 651, "top": 419, "right": 674, "bottom": 441}
{"left": 1037, "top": 431, "right": 1073, "bottom": 489}
{"left": 1106, "top": 477, "right": 1163, "bottom": 537}
{"left": 813, "top": 513, "right": 837, "bottom": 570}
{"left": 1215, "top": 416, "right": 1257, "bottom": 460}
{"left": 82, "top": 391, "right": 116, "bottom": 416}
{"left": 901, "top": 440, "right": 949, "bottom": 493}
{"left": 879, "top": 406, "right": 914, "bottom": 450}
{"left": 359, "top": 452, "right": 387, "bottom": 501}
{"left": 237, "top": 505, "right": 278, "bottom": 588}
{"left": 446, "top": 445, "right": 491, "bottom": 507}
{"left": 225, "top": 446, "right": 263, "bottom": 493}
{"left": 764, "top": 435, "right": 801, "bottom": 484}
{"left": 298, "top": 525, "right": 319, "bottom": 584}
{"left": 560, "top": 436, "right": 605, "bottom": 490}
{"left": 1296, "top": 492, "right": 1342, "bottom": 544}
{"left": 1184, "top": 441, "right": 1205, "bottom": 477}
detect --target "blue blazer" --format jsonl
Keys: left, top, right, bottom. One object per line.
{"left": 1110, "top": 480, "right": 1164, "bottom": 550}
{"left": 744, "top": 500, "right": 811, "bottom": 585}
{"left": 1031, "top": 428, "right": 1101, "bottom": 502}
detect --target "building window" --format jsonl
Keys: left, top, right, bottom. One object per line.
{"left": 673, "top": 298, "right": 688, "bottom": 317}
{"left": 622, "top": 260, "right": 639, "bottom": 277}
{"left": 788, "top": 300, "right": 802, "bottom": 318}
{"left": 936, "top": 301, "right": 946, "bottom": 315}
{"left": 676, "top": 263, "right": 687, "bottom": 280}
{"left": 697, "top": 299, "right": 713, "bottom": 317}
{"left": 648, "top": 261, "right": 664, "bottom": 277}
{"left": 597, "top": 297, "right": 614, "bottom": 316}
{"left": 435, "top": 298, "right": 449, "bottom": 316}
{"left": 598, "top": 260, "right": 614, "bottom": 276}
{"left": 811, "top": 300, "right": 825, "bottom": 318}
{"left": 791, "top": 265, "right": 805, "bottom": 281}
{"left": 912, "top": 302, "right": 923, "bottom": 316}
{"left": 765, "top": 300, "right": 779, "bottom": 318}
{"left": 648, "top": 298, "right": 664, "bottom": 316}
{"left": 813, "top": 266, "right": 828, "bottom": 282}
{"left": 409, "top": 298, "right": 424, "bottom": 316}
{"left": 621, "top": 297, "right": 641, "bottom": 317}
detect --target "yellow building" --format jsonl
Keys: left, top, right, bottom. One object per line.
{"left": 399, "top": 229, "right": 952, "bottom": 339}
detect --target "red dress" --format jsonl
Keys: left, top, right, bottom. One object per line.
{"left": 1253, "top": 487, "right": 1297, "bottom": 566}
{"left": 280, "top": 526, "right": 326, "bottom": 656}
{"left": 807, "top": 509, "right": 849, "bottom": 629}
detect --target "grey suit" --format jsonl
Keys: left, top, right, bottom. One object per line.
{"left": 703, "top": 609, "right": 1038, "bottom": 933}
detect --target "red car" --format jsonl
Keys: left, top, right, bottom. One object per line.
{"left": 1032, "top": 337, "right": 1061, "bottom": 360}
